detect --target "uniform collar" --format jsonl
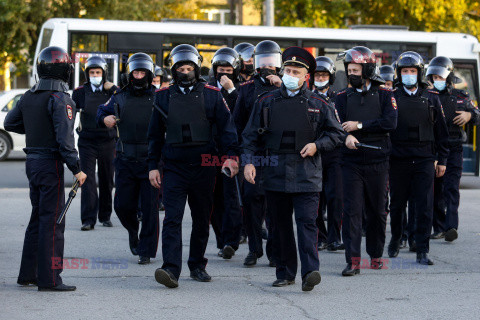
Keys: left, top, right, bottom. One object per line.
{"left": 403, "top": 86, "right": 418, "bottom": 96}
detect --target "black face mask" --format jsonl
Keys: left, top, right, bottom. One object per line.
{"left": 131, "top": 76, "right": 148, "bottom": 90}
{"left": 348, "top": 75, "right": 364, "bottom": 89}
{"left": 259, "top": 68, "right": 276, "bottom": 82}
{"left": 176, "top": 71, "right": 196, "bottom": 87}
{"left": 216, "top": 72, "right": 234, "bottom": 82}
{"left": 244, "top": 64, "right": 254, "bottom": 76}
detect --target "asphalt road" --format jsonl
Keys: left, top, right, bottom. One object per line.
{"left": 0, "top": 185, "right": 479, "bottom": 319}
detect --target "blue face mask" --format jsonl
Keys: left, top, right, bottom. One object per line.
{"left": 402, "top": 74, "right": 417, "bottom": 87}
{"left": 90, "top": 76, "right": 102, "bottom": 86}
{"left": 282, "top": 74, "right": 300, "bottom": 91}
{"left": 434, "top": 80, "right": 446, "bottom": 91}
{"left": 314, "top": 80, "right": 329, "bottom": 89}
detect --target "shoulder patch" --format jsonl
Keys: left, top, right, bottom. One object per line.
{"left": 391, "top": 97, "right": 398, "bottom": 110}
{"left": 240, "top": 80, "right": 254, "bottom": 86}
{"left": 205, "top": 84, "right": 221, "bottom": 92}
{"left": 66, "top": 105, "right": 73, "bottom": 120}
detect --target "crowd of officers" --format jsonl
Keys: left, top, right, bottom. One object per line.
{"left": 4, "top": 37, "right": 479, "bottom": 292}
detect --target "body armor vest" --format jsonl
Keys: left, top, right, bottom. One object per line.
{"left": 165, "top": 84, "right": 212, "bottom": 147}
{"left": 21, "top": 90, "right": 58, "bottom": 149}
{"left": 264, "top": 94, "right": 316, "bottom": 153}
{"left": 117, "top": 91, "right": 153, "bottom": 160}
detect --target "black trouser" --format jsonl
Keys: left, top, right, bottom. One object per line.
{"left": 78, "top": 136, "right": 115, "bottom": 225}
{"left": 342, "top": 161, "right": 389, "bottom": 265}
{"left": 211, "top": 167, "right": 242, "bottom": 250}
{"left": 389, "top": 159, "right": 434, "bottom": 254}
{"left": 266, "top": 191, "right": 319, "bottom": 280}
{"left": 18, "top": 158, "right": 65, "bottom": 288}
{"left": 243, "top": 174, "right": 273, "bottom": 259}
{"left": 432, "top": 176, "right": 446, "bottom": 233}
{"left": 432, "top": 144, "right": 463, "bottom": 231}
{"left": 161, "top": 161, "right": 216, "bottom": 279}
{"left": 316, "top": 154, "right": 343, "bottom": 244}
{"left": 114, "top": 157, "right": 160, "bottom": 258}
{"left": 402, "top": 198, "right": 416, "bottom": 242}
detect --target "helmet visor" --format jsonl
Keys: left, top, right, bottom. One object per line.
{"left": 212, "top": 54, "right": 236, "bottom": 67}
{"left": 127, "top": 60, "right": 154, "bottom": 73}
{"left": 171, "top": 51, "right": 201, "bottom": 68}
{"left": 425, "top": 66, "right": 450, "bottom": 79}
{"left": 239, "top": 46, "right": 254, "bottom": 61}
{"left": 255, "top": 53, "right": 282, "bottom": 69}
{"left": 315, "top": 60, "right": 334, "bottom": 73}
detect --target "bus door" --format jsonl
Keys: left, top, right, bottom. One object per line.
{"left": 72, "top": 52, "right": 120, "bottom": 89}
{"left": 453, "top": 60, "right": 480, "bottom": 175}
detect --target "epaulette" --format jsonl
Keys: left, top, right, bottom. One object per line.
{"left": 379, "top": 86, "right": 393, "bottom": 92}
{"left": 427, "top": 89, "right": 439, "bottom": 95}
{"left": 452, "top": 89, "right": 469, "bottom": 99}
{"left": 204, "top": 84, "right": 220, "bottom": 91}
{"left": 258, "top": 93, "right": 274, "bottom": 103}
{"left": 311, "top": 95, "right": 328, "bottom": 105}
{"left": 240, "top": 80, "right": 254, "bottom": 86}
{"left": 337, "top": 89, "right": 347, "bottom": 95}
{"left": 155, "top": 87, "right": 169, "bottom": 93}
{"left": 74, "top": 85, "right": 84, "bottom": 91}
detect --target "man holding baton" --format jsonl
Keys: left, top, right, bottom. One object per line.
{"left": 4, "top": 46, "right": 86, "bottom": 291}
{"left": 335, "top": 46, "right": 397, "bottom": 276}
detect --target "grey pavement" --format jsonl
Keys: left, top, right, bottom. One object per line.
{"left": 1, "top": 183, "right": 480, "bottom": 319}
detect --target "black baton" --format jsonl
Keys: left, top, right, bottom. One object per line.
{"left": 221, "top": 167, "right": 243, "bottom": 208}
{"left": 355, "top": 143, "right": 382, "bottom": 150}
{"left": 56, "top": 179, "right": 80, "bottom": 225}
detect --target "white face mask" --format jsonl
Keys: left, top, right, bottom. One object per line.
{"left": 314, "top": 80, "right": 329, "bottom": 89}
{"left": 282, "top": 74, "right": 300, "bottom": 90}
{"left": 153, "top": 84, "right": 160, "bottom": 89}
{"left": 90, "top": 76, "right": 103, "bottom": 86}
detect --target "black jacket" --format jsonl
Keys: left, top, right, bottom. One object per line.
{"left": 242, "top": 83, "right": 345, "bottom": 193}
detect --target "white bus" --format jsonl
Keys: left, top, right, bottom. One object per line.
{"left": 32, "top": 18, "right": 480, "bottom": 174}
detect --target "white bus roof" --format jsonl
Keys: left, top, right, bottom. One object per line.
{"left": 43, "top": 18, "right": 479, "bottom": 45}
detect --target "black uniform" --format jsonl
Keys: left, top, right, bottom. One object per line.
{"left": 148, "top": 82, "right": 238, "bottom": 280}
{"left": 4, "top": 79, "right": 80, "bottom": 288}
{"left": 72, "top": 84, "right": 117, "bottom": 227}
{"left": 389, "top": 85, "right": 449, "bottom": 254}
{"left": 335, "top": 84, "right": 397, "bottom": 266}
{"left": 233, "top": 75, "right": 278, "bottom": 261}
{"left": 207, "top": 79, "right": 243, "bottom": 252}
{"left": 97, "top": 86, "right": 160, "bottom": 259}
{"left": 432, "top": 88, "right": 479, "bottom": 233}
{"left": 242, "top": 83, "right": 344, "bottom": 281}
{"left": 313, "top": 87, "right": 343, "bottom": 248}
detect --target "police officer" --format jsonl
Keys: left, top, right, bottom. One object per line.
{"left": 312, "top": 56, "right": 344, "bottom": 252}
{"left": 387, "top": 51, "right": 449, "bottom": 265}
{"left": 96, "top": 53, "right": 160, "bottom": 265}
{"left": 234, "top": 42, "right": 256, "bottom": 82}
{"left": 426, "top": 56, "right": 480, "bottom": 242}
{"left": 379, "top": 65, "right": 395, "bottom": 89}
{"left": 243, "top": 47, "right": 344, "bottom": 291}
{"left": 152, "top": 66, "right": 164, "bottom": 89}
{"left": 233, "top": 40, "right": 283, "bottom": 267}
{"left": 335, "top": 46, "right": 397, "bottom": 276}
{"left": 152, "top": 66, "right": 172, "bottom": 90}
{"left": 148, "top": 44, "right": 239, "bottom": 288}
{"left": 72, "top": 56, "right": 117, "bottom": 231}
{"left": 4, "top": 46, "right": 87, "bottom": 291}
{"left": 208, "top": 47, "right": 243, "bottom": 259}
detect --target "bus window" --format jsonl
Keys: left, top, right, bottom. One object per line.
{"left": 233, "top": 38, "right": 296, "bottom": 50}
{"left": 196, "top": 37, "right": 228, "bottom": 71}
{"left": 39, "top": 28, "right": 53, "bottom": 52}
{"left": 71, "top": 33, "right": 108, "bottom": 53}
